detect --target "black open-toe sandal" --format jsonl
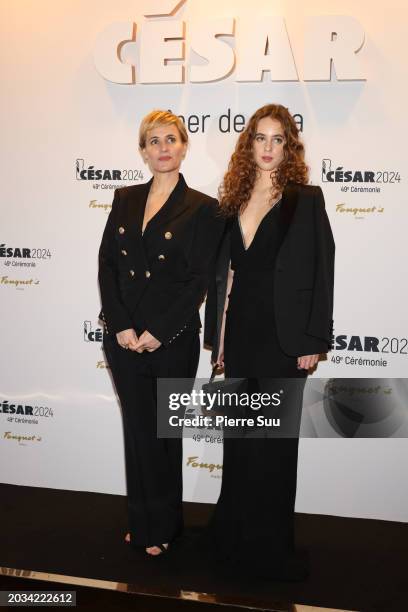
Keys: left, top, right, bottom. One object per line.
{"left": 145, "top": 543, "right": 169, "bottom": 556}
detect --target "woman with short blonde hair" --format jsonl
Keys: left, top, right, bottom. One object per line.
{"left": 99, "top": 109, "right": 224, "bottom": 557}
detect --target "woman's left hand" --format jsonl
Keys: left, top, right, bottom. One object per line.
{"left": 133, "top": 331, "right": 162, "bottom": 353}
{"left": 297, "top": 354, "right": 319, "bottom": 370}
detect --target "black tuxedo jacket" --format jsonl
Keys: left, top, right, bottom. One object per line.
{"left": 204, "top": 183, "right": 335, "bottom": 360}
{"left": 98, "top": 174, "right": 225, "bottom": 346}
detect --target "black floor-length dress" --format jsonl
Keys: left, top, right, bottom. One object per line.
{"left": 212, "top": 200, "right": 308, "bottom": 577}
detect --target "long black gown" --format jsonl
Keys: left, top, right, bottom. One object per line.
{"left": 212, "top": 200, "right": 308, "bottom": 578}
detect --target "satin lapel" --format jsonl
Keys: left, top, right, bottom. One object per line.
{"left": 142, "top": 174, "right": 189, "bottom": 237}
{"left": 277, "top": 182, "right": 300, "bottom": 250}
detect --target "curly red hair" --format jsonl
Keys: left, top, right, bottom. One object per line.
{"left": 219, "top": 104, "right": 308, "bottom": 216}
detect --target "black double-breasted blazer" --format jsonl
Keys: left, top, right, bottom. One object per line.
{"left": 204, "top": 183, "right": 335, "bottom": 360}
{"left": 98, "top": 174, "right": 225, "bottom": 346}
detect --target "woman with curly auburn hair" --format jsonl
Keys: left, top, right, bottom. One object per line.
{"left": 219, "top": 103, "right": 308, "bottom": 216}
{"left": 204, "top": 104, "right": 335, "bottom": 580}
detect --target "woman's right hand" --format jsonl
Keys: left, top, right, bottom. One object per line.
{"left": 116, "top": 328, "right": 139, "bottom": 350}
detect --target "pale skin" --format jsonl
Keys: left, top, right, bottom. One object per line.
{"left": 215, "top": 117, "right": 319, "bottom": 372}
{"left": 118, "top": 123, "right": 187, "bottom": 555}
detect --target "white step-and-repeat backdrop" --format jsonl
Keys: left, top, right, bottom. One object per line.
{"left": 1, "top": 0, "right": 407, "bottom": 521}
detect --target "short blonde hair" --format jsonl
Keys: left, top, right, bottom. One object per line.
{"left": 139, "top": 110, "right": 188, "bottom": 149}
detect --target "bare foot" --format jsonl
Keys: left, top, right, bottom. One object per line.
{"left": 145, "top": 544, "right": 169, "bottom": 556}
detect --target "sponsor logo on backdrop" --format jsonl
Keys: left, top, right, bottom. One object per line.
{"left": 0, "top": 244, "right": 52, "bottom": 268}
{"left": 322, "top": 159, "right": 401, "bottom": 194}
{"left": 76, "top": 159, "right": 144, "bottom": 191}
{"left": 1, "top": 244, "right": 50, "bottom": 288}
{"left": 186, "top": 456, "right": 222, "bottom": 476}
{"left": 330, "top": 333, "right": 407, "bottom": 368}
{"left": 84, "top": 321, "right": 103, "bottom": 343}
{"left": 0, "top": 400, "right": 54, "bottom": 425}
{"left": 335, "top": 202, "right": 385, "bottom": 219}
{"left": 0, "top": 276, "right": 40, "bottom": 289}
{"left": 302, "top": 379, "right": 408, "bottom": 438}
{"left": 89, "top": 199, "right": 112, "bottom": 213}
{"left": 96, "top": 360, "right": 110, "bottom": 369}
{"left": 3, "top": 431, "right": 42, "bottom": 445}
{"left": 326, "top": 380, "right": 393, "bottom": 397}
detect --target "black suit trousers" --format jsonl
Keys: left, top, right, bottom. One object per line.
{"left": 211, "top": 370, "right": 307, "bottom": 575}
{"left": 103, "top": 330, "right": 200, "bottom": 547}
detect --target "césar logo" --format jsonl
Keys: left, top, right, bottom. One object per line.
{"left": 94, "top": 3, "right": 366, "bottom": 84}
{"left": 84, "top": 321, "right": 103, "bottom": 342}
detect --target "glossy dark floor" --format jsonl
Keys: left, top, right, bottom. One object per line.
{"left": 1, "top": 483, "right": 406, "bottom": 611}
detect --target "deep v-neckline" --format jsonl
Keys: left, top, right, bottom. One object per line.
{"left": 141, "top": 174, "right": 182, "bottom": 236}
{"left": 142, "top": 191, "right": 171, "bottom": 235}
{"left": 238, "top": 199, "right": 281, "bottom": 251}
